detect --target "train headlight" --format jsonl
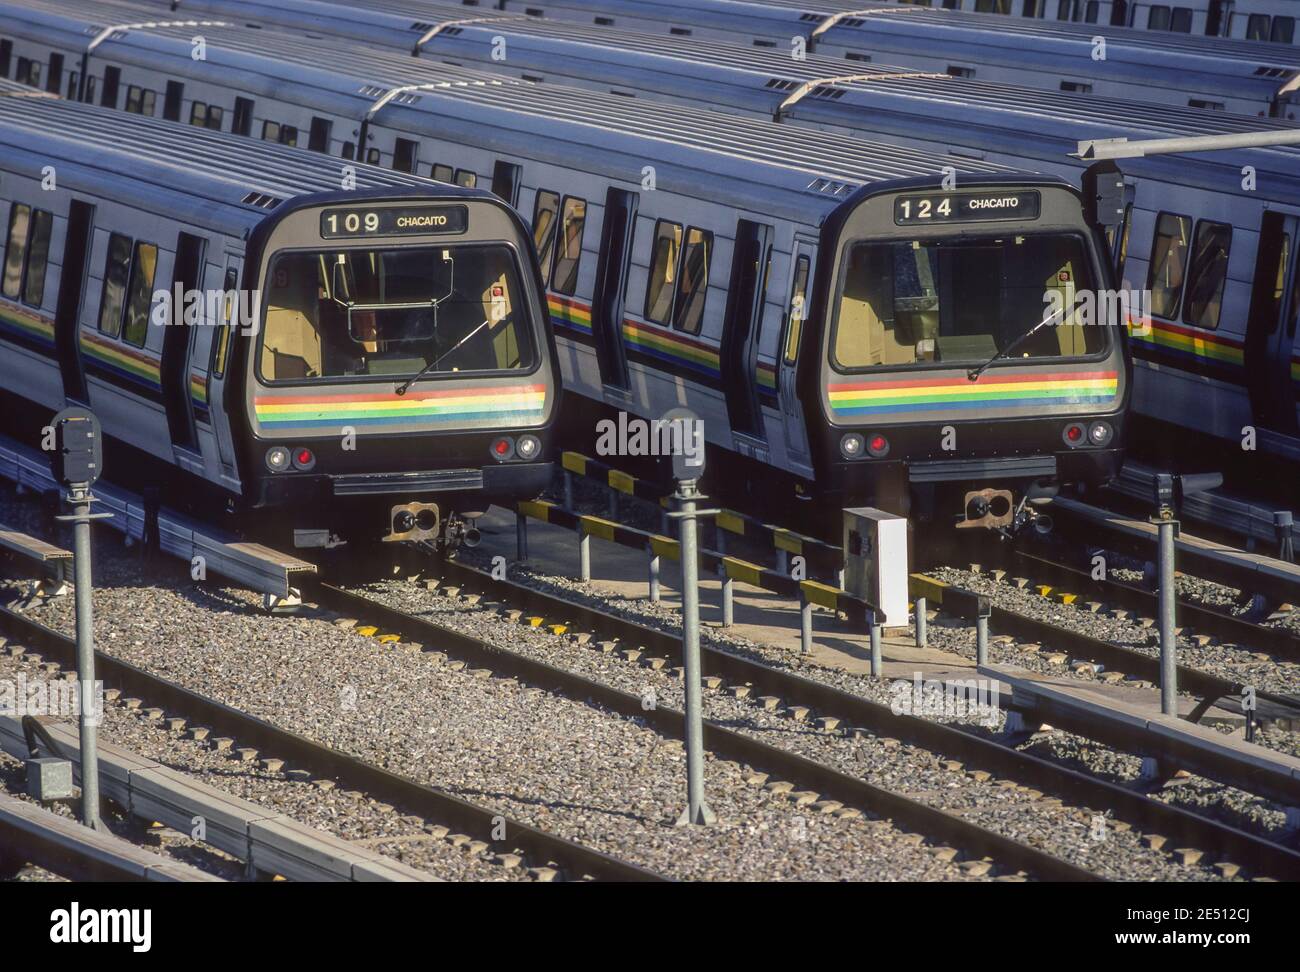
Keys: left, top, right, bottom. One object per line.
{"left": 490, "top": 436, "right": 516, "bottom": 461}
{"left": 292, "top": 447, "right": 316, "bottom": 471}
{"left": 1062, "top": 423, "right": 1086, "bottom": 448}
{"left": 866, "top": 433, "right": 890, "bottom": 458}
{"left": 516, "top": 435, "right": 541, "bottom": 460}
{"left": 840, "top": 433, "right": 865, "bottom": 460}
{"left": 265, "top": 446, "right": 291, "bottom": 472}
{"left": 1088, "top": 422, "right": 1113, "bottom": 447}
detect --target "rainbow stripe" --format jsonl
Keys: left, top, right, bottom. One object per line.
{"left": 0, "top": 300, "right": 54, "bottom": 345}
{"left": 253, "top": 383, "right": 548, "bottom": 431}
{"left": 190, "top": 372, "right": 208, "bottom": 406}
{"left": 756, "top": 361, "right": 777, "bottom": 391}
{"left": 622, "top": 318, "right": 720, "bottom": 380}
{"left": 828, "top": 370, "right": 1120, "bottom": 417}
{"left": 1128, "top": 319, "right": 1244, "bottom": 373}
{"left": 79, "top": 330, "right": 161, "bottom": 391}
{"left": 548, "top": 294, "right": 592, "bottom": 336}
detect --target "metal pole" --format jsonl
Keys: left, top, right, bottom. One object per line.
{"left": 1076, "top": 129, "right": 1300, "bottom": 160}
{"left": 1157, "top": 518, "right": 1178, "bottom": 717}
{"left": 607, "top": 488, "right": 617, "bottom": 519}
{"left": 515, "top": 509, "right": 528, "bottom": 562}
{"left": 563, "top": 469, "right": 574, "bottom": 512}
{"left": 914, "top": 596, "right": 928, "bottom": 648}
{"left": 675, "top": 479, "right": 715, "bottom": 826}
{"left": 648, "top": 553, "right": 661, "bottom": 603}
{"left": 777, "top": 548, "right": 788, "bottom": 575}
{"left": 70, "top": 486, "right": 100, "bottom": 831}
{"left": 975, "top": 614, "right": 989, "bottom": 668}
{"left": 869, "top": 611, "right": 882, "bottom": 678}
{"left": 578, "top": 528, "right": 591, "bottom": 583}
{"left": 800, "top": 593, "right": 812, "bottom": 655}
{"left": 1276, "top": 511, "right": 1294, "bottom": 563}
{"left": 721, "top": 572, "right": 733, "bottom": 627}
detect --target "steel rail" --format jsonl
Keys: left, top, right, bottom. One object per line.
{"left": 0, "top": 604, "right": 662, "bottom": 883}
{"left": 405, "top": 560, "right": 1300, "bottom": 880}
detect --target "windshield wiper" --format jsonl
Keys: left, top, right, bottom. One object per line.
{"left": 966, "top": 302, "right": 1068, "bottom": 382}
{"left": 395, "top": 319, "right": 492, "bottom": 396}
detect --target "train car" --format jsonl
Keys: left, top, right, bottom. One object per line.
{"left": 85, "top": 0, "right": 1300, "bottom": 477}
{"left": 1226, "top": 0, "right": 1300, "bottom": 43}
{"left": 478, "top": 0, "right": 1300, "bottom": 118}
{"left": 0, "top": 93, "right": 559, "bottom": 548}
{"left": 0, "top": 2, "right": 1133, "bottom": 527}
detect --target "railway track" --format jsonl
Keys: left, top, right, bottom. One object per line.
{"left": 0, "top": 602, "right": 662, "bottom": 883}
{"left": 319, "top": 556, "right": 1300, "bottom": 881}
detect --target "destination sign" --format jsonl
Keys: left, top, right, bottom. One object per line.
{"left": 893, "top": 191, "right": 1041, "bottom": 226}
{"left": 320, "top": 205, "right": 468, "bottom": 239}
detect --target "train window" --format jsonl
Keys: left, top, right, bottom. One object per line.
{"left": 946, "top": 66, "right": 975, "bottom": 78}
{"left": 67, "top": 72, "right": 79, "bottom": 100}
{"left": 164, "top": 81, "right": 184, "bottom": 122}
{"left": 2, "top": 203, "right": 30, "bottom": 300}
{"left": 232, "top": 97, "right": 254, "bottom": 137}
{"left": 262, "top": 120, "right": 280, "bottom": 143}
{"left": 308, "top": 117, "right": 332, "bottom": 153}
{"left": 644, "top": 221, "right": 683, "bottom": 325}
{"left": 491, "top": 161, "right": 522, "bottom": 207}
{"left": 975, "top": 0, "right": 1011, "bottom": 11}
{"left": 0, "top": 40, "right": 10, "bottom": 78}
{"left": 204, "top": 105, "right": 224, "bottom": 131}
{"left": 47, "top": 53, "right": 63, "bottom": 95}
{"left": 125, "top": 86, "right": 156, "bottom": 117}
{"left": 1147, "top": 5, "right": 1171, "bottom": 30}
{"left": 551, "top": 196, "right": 587, "bottom": 295}
{"left": 84, "top": 75, "right": 97, "bottom": 104}
{"left": 21, "top": 208, "right": 52, "bottom": 308}
{"left": 190, "top": 102, "right": 211, "bottom": 127}
{"left": 783, "top": 256, "right": 811, "bottom": 366}
{"left": 1169, "top": 6, "right": 1192, "bottom": 31}
{"left": 673, "top": 228, "right": 712, "bottom": 334}
{"left": 1247, "top": 14, "right": 1270, "bottom": 40}
{"left": 101, "top": 66, "right": 119, "bottom": 109}
{"left": 1188, "top": 99, "right": 1224, "bottom": 111}
{"left": 1115, "top": 202, "right": 1134, "bottom": 278}
{"left": 1274, "top": 17, "right": 1296, "bottom": 44}
{"left": 454, "top": 169, "right": 477, "bottom": 189}
{"left": 1182, "top": 221, "right": 1231, "bottom": 330}
{"left": 16, "top": 57, "right": 39, "bottom": 88}
{"left": 365, "top": 148, "right": 381, "bottom": 165}
{"left": 831, "top": 233, "right": 1104, "bottom": 370}
{"left": 532, "top": 190, "right": 560, "bottom": 277}
{"left": 1147, "top": 212, "right": 1192, "bottom": 319}
{"left": 432, "top": 164, "right": 454, "bottom": 183}
{"left": 98, "top": 232, "right": 133, "bottom": 338}
{"left": 393, "top": 138, "right": 419, "bottom": 173}
{"left": 211, "top": 268, "right": 238, "bottom": 379}
{"left": 122, "top": 242, "right": 158, "bottom": 348}
{"left": 1084, "top": 1, "right": 1098, "bottom": 21}
{"left": 257, "top": 245, "right": 536, "bottom": 383}
{"left": 1060, "top": 81, "right": 1092, "bottom": 93}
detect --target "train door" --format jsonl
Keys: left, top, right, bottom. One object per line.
{"left": 207, "top": 254, "right": 242, "bottom": 486}
{"left": 161, "top": 231, "right": 206, "bottom": 459}
{"left": 52, "top": 199, "right": 94, "bottom": 404}
{"left": 590, "top": 187, "right": 637, "bottom": 391}
{"left": 1243, "top": 211, "right": 1300, "bottom": 441}
{"left": 777, "top": 237, "right": 816, "bottom": 467}
{"left": 721, "top": 218, "right": 773, "bottom": 445}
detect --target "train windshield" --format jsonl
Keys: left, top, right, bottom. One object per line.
{"left": 831, "top": 234, "right": 1109, "bottom": 372}
{"left": 257, "top": 244, "right": 535, "bottom": 383}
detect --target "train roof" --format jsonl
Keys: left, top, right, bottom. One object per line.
{"left": 474, "top": 0, "right": 1300, "bottom": 101}
{"left": 61, "top": 0, "right": 1300, "bottom": 195}
{"left": 0, "top": 94, "right": 444, "bottom": 236}
{"left": 0, "top": 0, "right": 1050, "bottom": 223}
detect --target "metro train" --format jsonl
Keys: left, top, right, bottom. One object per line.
{"left": 74, "top": 0, "right": 1300, "bottom": 480}
{"left": 464, "top": 0, "right": 1300, "bottom": 118}
{"left": 0, "top": 1, "right": 1133, "bottom": 529}
{"left": 0, "top": 90, "right": 560, "bottom": 548}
